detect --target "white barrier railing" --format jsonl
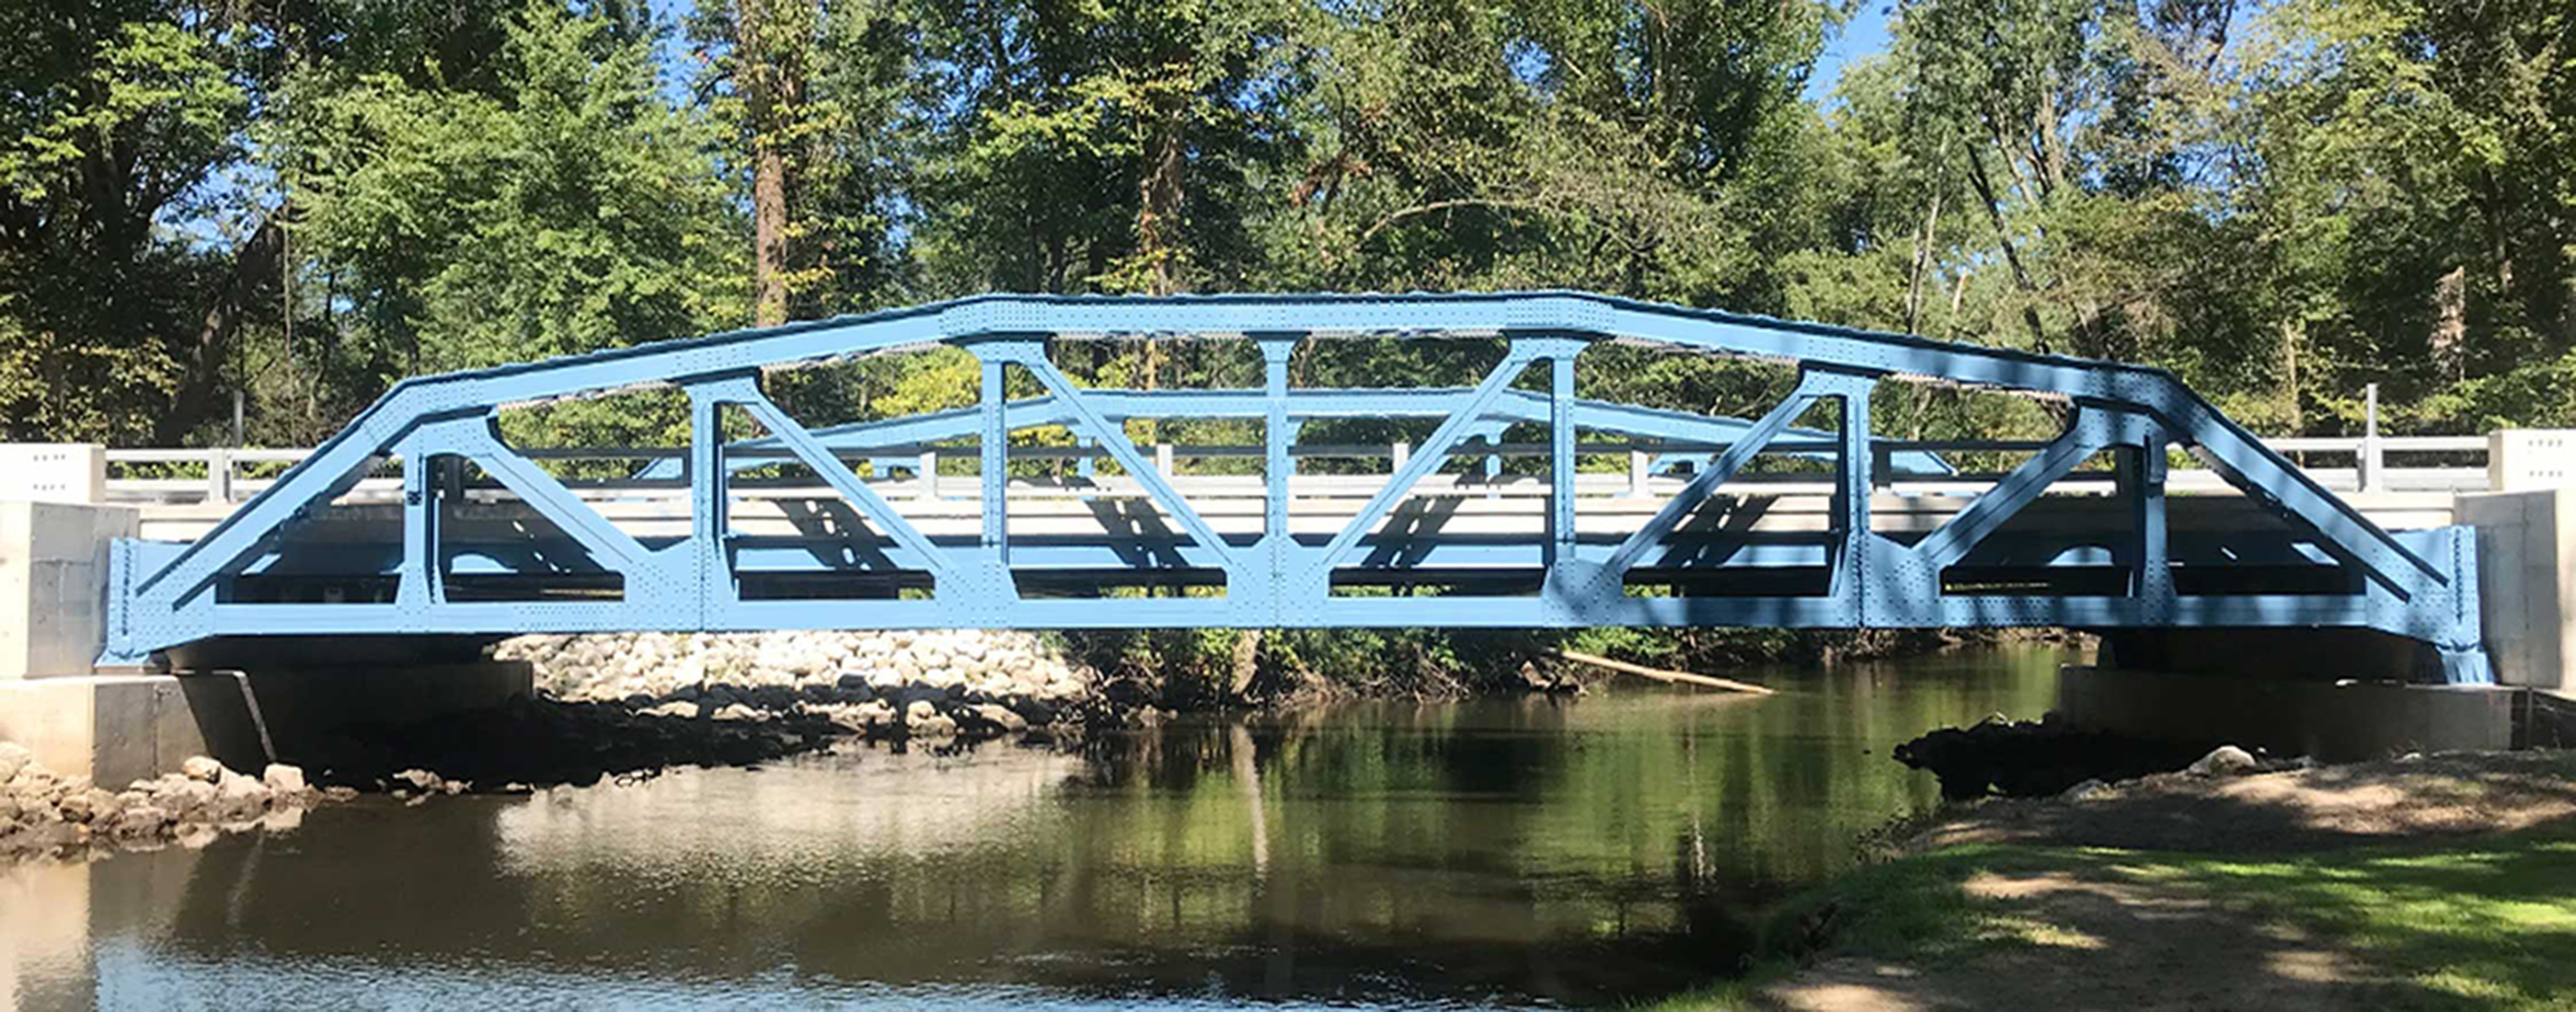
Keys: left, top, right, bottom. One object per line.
{"left": 99, "top": 432, "right": 2501, "bottom": 508}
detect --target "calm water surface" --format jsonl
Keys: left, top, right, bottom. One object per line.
{"left": 0, "top": 647, "right": 2072, "bottom": 1010}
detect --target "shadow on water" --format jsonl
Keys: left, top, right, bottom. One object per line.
{"left": 6, "top": 646, "right": 2074, "bottom": 1010}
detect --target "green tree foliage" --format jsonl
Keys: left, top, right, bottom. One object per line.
{"left": 0, "top": 6, "right": 251, "bottom": 442}
{"left": 272, "top": 0, "right": 744, "bottom": 443}
{"left": 2236, "top": 0, "right": 2576, "bottom": 429}
{"left": 1, "top": 0, "right": 2569, "bottom": 440}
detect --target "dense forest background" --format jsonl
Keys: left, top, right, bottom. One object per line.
{"left": 4, "top": 0, "right": 2570, "bottom": 450}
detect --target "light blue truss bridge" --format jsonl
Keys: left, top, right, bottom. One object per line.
{"left": 99, "top": 292, "right": 2492, "bottom": 684}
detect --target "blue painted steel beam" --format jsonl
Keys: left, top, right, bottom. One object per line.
{"left": 232, "top": 525, "right": 2347, "bottom": 581}
{"left": 626, "top": 388, "right": 1953, "bottom": 480}
{"left": 98, "top": 292, "right": 2490, "bottom": 684}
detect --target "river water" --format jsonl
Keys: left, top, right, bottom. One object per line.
{"left": 1, "top": 647, "right": 2070, "bottom": 1010}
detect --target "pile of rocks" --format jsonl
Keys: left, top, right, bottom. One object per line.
{"left": 0, "top": 742, "right": 343, "bottom": 860}
{"left": 494, "top": 629, "right": 1094, "bottom": 742}
{"left": 291, "top": 696, "right": 846, "bottom": 791}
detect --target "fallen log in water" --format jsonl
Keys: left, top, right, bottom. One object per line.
{"left": 1547, "top": 650, "right": 1776, "bottom": 695}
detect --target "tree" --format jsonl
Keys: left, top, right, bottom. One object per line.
{"left": 0, "top": 6, "right": 254, "bottom": 442}
{"left": 2234, "top": 0, "right": 2574, "bottom": 430}
{"left": 276, "top": 0, "right": 744, "bottom": 444}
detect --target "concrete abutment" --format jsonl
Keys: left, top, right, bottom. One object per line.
{"left": 2073, "top": 484, "right": 2575, "bottom": 757}
{"left": 2056, "top": 667, "right": 2519, "bottom": 762}
{"left": 1, "top": 500, "right": 530, "bottom": 786}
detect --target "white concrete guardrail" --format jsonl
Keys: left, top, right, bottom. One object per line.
{"left": 1, "top": 431, "right": 2505, "bottom": 546}
{"left": 77, "top": 432, "right": 2502, "bottom": 507}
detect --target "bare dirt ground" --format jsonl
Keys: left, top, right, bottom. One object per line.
{"left": 1757, "top": 750, "right": 2576, "bottom": 1012}
{"left": 1909, "top": 750, "right": 2576, "bottom": 855}
{"left": 1766, "top": 872, "right": 2395, "bottom": 1012}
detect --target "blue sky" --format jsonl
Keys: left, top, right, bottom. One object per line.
{"left": 1807, "top": 1, "right": 1895, "bottom": 104}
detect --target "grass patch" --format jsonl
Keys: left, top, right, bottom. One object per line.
{"left": 1636, "top": 828, "right": 2576, "bottom": 1011}
{"left": 2144, "top": 835, "right": 2576, "bottom": 1010}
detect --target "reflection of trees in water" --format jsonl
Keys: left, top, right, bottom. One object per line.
{"left": 107, "top": 648, "right": 2071, "bottom": 1007}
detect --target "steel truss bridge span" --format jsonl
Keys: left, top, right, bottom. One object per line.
{"left": 99, "top": 293, "right": 2492, "bottom": 684}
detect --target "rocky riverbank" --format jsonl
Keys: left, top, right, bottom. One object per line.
{"left": 0, "top": 743, "right": 341, "bottom": 862}
{"left": 264, "top": 630, "right": 1109, "bottom": 793}
{"left": 497, "top": 628, "right": 1091, "bottom": 735}
{"left": 500, "top": 628, "right": 1092, "bottom": 707}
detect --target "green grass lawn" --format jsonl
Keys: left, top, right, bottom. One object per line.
{"left": 1640, "top": 829, "right": 2576, "bottom": 1011}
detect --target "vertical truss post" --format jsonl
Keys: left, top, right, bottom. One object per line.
{"left": 1258, "top": 337, "right": 1296, "bottom": 547}
{"left": 980, "top": 355, "right": 1008, "bottom": 567}
{"left": 1547, "top": 351, "right": 1578, "bottom": 567}
{"left": 687, "top": 383, "right": 732, "bottom": 621}
{"left": 1826, "top": 371, "right": 1877, "bottom": 624}
{"left": 2130, "top": 422, "right": 2174, "bottom": 621}
{"left": 1259, "top": 335, "right": 1298, "bottom": 618}
{"left": 397, "top": 441, "right": 443, "bottom": 613}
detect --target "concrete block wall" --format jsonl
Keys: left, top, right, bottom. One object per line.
{"left": 2457, "top": 489, "right": 2574, "bottom": 695}
{"left": 0, "top": 501, "right": 136, "bottom": 680}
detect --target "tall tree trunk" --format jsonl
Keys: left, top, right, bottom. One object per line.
{"left": 160, "top": 217, "right": 285, "bottom": 444}
{"left": 1135, "top": 107, "right": 1187, "bottom": 296}
{"left": 2279, "top": 317, "right": 2304, "bottom": 434}
{"left": 739, "top": 0, "right": 793, "bottom": 327}
{"left": 1903, "top": 144, "right": 1947, "bottom": 335}
{"left": 1228, "top": 627, "right": 1261, "bottom": 699}
{"left": 1963, "top": 144, "right": 2054, "bottom": 354}
{"left": 1133, "top": 103, "right": 1187, "bottom": 440}
{"left": 753, "top": 143, "right": 788, "bottom": 326}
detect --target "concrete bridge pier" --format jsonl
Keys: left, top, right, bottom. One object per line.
{"left": 0, "top": 493, "right": 530, "bottom": 788}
